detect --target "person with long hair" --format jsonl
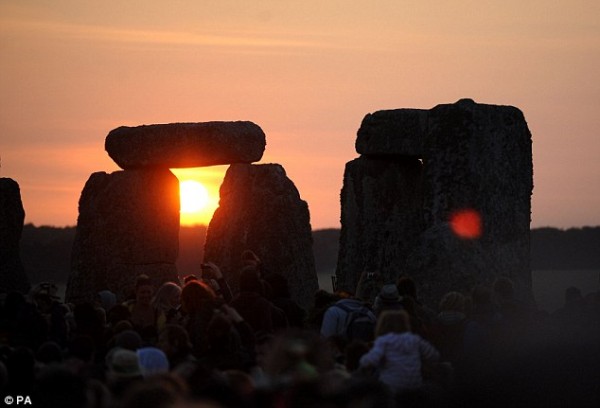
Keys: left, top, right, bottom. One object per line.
{"left": 179, "top": 280, "right": 220, "bottom": 358}
{"left": 151, "top": 282, "right": 182, "bottom": 329}
{"left": 359, "top": 310, "right": 439, "bottom": 392}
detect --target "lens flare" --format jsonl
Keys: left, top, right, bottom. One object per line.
{"left": 449, "top": 208, "right": 482, "bottom": 239}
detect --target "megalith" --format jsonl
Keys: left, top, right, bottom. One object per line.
{"left": 337, "top": 99, "right": 533, "bottom": 307}
{"left": 66, "top": 169, "right": 180, "bottom": 303}
{"left": 336, "top": 156, "right": 424, "bottom": 293}
{"left": 106, "top": 121, "right": 266, "bottom": 169}
{"left": 67, "top": 120, "right": 319, "bottom": 307}
{"left": 0, "top": 178, "right": 30, "bottom": 294}
{"left": 204, "top": 163, "right": 318, "bottom": 308}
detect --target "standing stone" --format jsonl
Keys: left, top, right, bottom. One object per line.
{"left": 106, "top": 121, "right": 266, "bottom": 169}
{"left": 337, "top": 99, "right": 533, "bottom": 307}
{"left": 409, "top": 99, "right": 533, "bottom": 304}
{"left": 335, "top": 157, "right": 424, "bottom": 296}
{"left": 0, "top": 178, "right": 30, "bottom": 294}
{"left": 204, "top": 163, "right": 318, "bottom": 308}
{"left": 356, "top": 109, "right": 428, "bottom": 156}
{"left": 66, "top": 169, "right": 180, "bottom": 303}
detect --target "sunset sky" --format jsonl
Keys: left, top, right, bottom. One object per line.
{"left": 1, "top": 1, "right": 599, "bottom": 229}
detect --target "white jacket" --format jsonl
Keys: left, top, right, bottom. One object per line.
{"left": 359, "top": 332, "right": 439, "bottom": 391}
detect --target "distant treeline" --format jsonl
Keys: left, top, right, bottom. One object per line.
{"left": 19, "top": 224, "right": 600, "bottom": 285}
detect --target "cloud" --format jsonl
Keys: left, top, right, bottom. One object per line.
{"left": 0, "top": 16, "right": 341, "bottom": 52}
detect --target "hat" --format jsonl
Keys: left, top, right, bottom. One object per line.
{"left": 380, "top": 284, "right": 400, "bottom": 302}
{"left": 107, "top": 348, "right": 142, "bottom": 378}
{"left": 136, "top": 347, "right": 169, "bottom": 378}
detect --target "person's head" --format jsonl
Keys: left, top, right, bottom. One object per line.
{"left": 135, "top": 275, "right": 154, "bottom": 306}
{"left": 136, "top": 347, "right": 169, "bottom": 378}
{"left": 241, "top": 249, "right": 261, "bottom": 267}
{"left": 36, "top": 341, "right": 63, "bottom": 365}
{"left": 375, "top": 310, "right": 411, "bottom": 337}
{"left": 107, "top": 304, "right": 131, "bottom": 327}
{"left": 106, "top": 348, "right": 143, "bottom": 383}
{"left": 152, "top": 282, "right": 182, "bottom": 311}
{"left": 439, "top": 291, "right": 466, "bottom": 313}
{"left": 238, "top": 266, "right": 263, "bottom": 295}
{"left": 182, "top": 274, "right": 198, "bottom": 284}
{"left": 180, "top": 281, "right": 216, "bottom": 314}
{"left": 379, "top": 284, "right": 401, "bottom": 303}
{"left": 157, "top": 324, "right": 193, "bottom": 358}
{"left": 115, "top": 330, "right": 143, "bottom": 351}
{"left": 396, "top": 276, "right": 417, "bottom": 299}
{"left": 97, "top": 290, "right": 117, "bottom": 311}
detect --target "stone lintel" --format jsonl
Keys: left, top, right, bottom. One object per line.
{"left": 105, "top": 121, "right": 266, "bottom": 169}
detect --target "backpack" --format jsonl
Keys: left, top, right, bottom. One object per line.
{"left": 334, "top": 302, "right": 377, "bottom": 342}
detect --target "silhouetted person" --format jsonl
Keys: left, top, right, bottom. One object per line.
{"left": 125, "top": 274, "right": 160, "bottom": 343}
{"left": 372, "top": 284, "right": 404, "bottom": 317}
{"left": 157, "top": 324, "right": 196, "bottom": 373}
{"left": 430, "top": 291, "right": 467, "bottom": 366}
{"left": 306, "top": 289, "right": 340, "bottom": 331}
{"left": 151, "top": 281, "right": 182, "bottom": 329}
{"left": 262, "top": 272, "right": 307, "bottom": 328}
{"left": 320, "top": 291, "right": 376, "bottom": 342}
{"left": 203, "top": 306, "right": 255, "bottom": 371}
{"left": 231, "top": 266, "right": 288, "bottom": 335}
{"left": 396, "top": 276, "right": 435, "bottom": 338}
{"left": 359, "top": 310, "right": 439, "bottom": 393}
{"left": 180, "top": 280, "right": 219, "bottom": 358}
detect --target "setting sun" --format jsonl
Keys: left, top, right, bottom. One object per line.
{"left": 171, "top": 167, "right": 226, "bottom": 226}
{"left": 180, "top": 180, "right": 209, "bottom": 213}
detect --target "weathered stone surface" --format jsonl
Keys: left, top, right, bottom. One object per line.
{"left": 337, "top": 99, "right": 534, "bottom": 307}
{"left": 416, "top": 98, "right": 533, "bottom": 303}
{"left": 356, "top": 109, "right": 428, "bottom": 156}
{"left": 404, "top": 224, "right": 502, "bottom": 308}
{"left": 106, "top": 121, "right": 266, "bottom": 169}
{"left": 66, "top": 169, "right": 180, "bottom": 303}
{"left": 335, "top": 157, "right": 425, "bottom": 295}
{"left": 204, "top": 163, "right": 318, "bottom": 308}
{"left": 0, "top": 178, "right": 30, "bottom": 294}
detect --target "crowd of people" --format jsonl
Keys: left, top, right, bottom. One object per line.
{"left": 0, "top": 255, "right": 598, "bottom": 408}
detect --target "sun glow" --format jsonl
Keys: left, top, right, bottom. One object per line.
{"left": 180, "top": 180, "right": 209, "bottom": 213}
{"left": 172, "top": 167, "right": 226, "bottom": 226}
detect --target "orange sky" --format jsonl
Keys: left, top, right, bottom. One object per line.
{"left": 1, "top": 1, "right": 599, "bottom": 229}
